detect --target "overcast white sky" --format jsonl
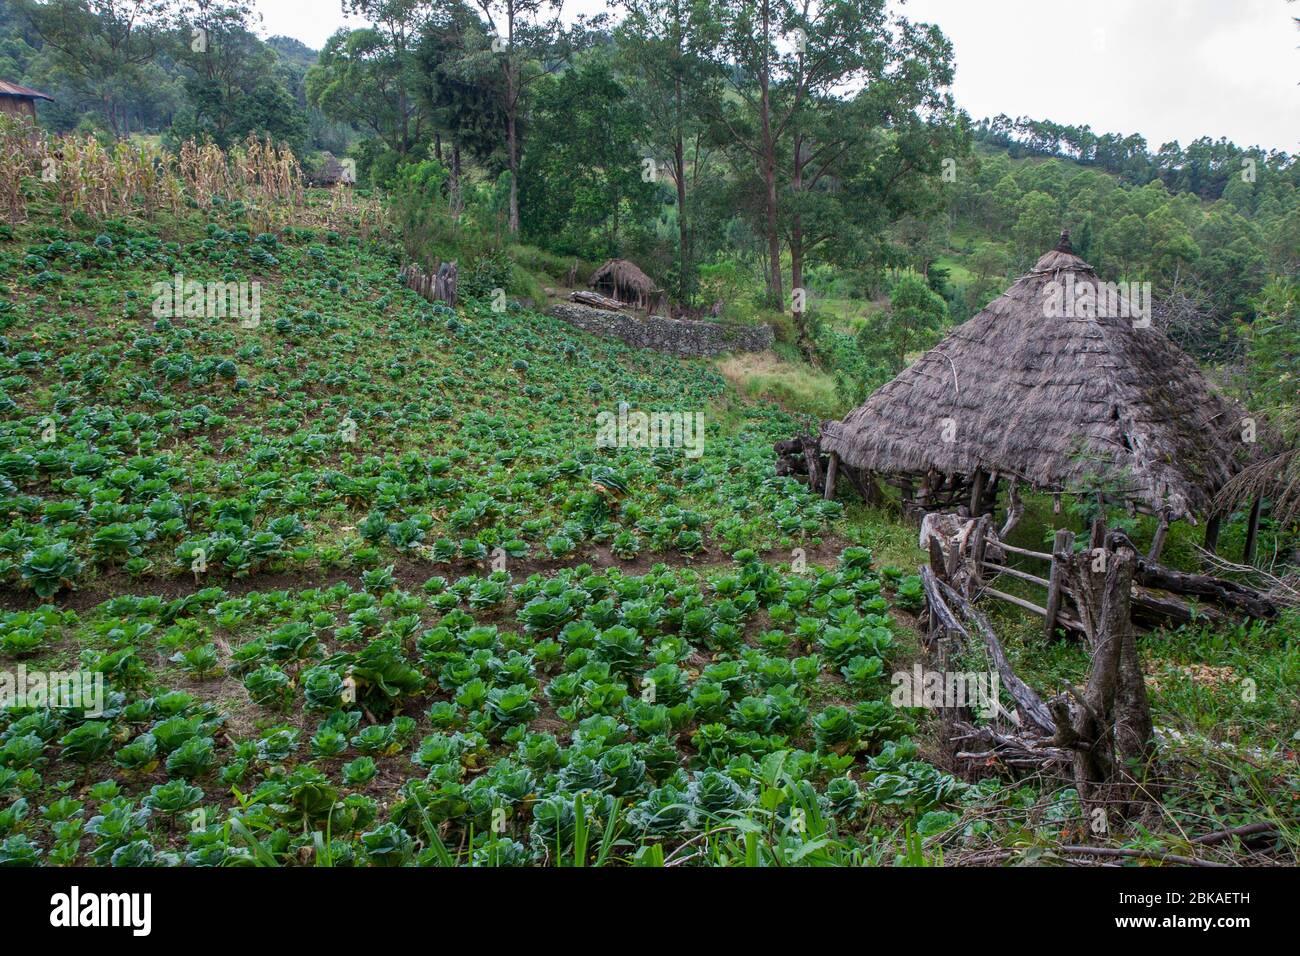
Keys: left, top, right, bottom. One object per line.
{"left": 254, "top": 0, "right": 1299, "bottom": 152}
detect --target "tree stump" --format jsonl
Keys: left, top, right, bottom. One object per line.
{"left": 434, "top": 261, "right": 457, "bottom": 307}
{"left": 1052, "top": 543, "right": 1155, "bottom": 822}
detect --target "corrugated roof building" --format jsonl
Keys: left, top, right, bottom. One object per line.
{"left": 0, "top": 81, "right": 54, "bottom": 123}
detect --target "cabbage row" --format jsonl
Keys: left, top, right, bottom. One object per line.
{"left": 0, "top": 549, "right": 973, "bottom": 866}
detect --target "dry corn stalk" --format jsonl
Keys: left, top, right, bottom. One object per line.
{"left": 0, "top": 118, "right": 46, "bottom": 223}
{"left": 4, "top": 127, "right": 306, "bottom": 228}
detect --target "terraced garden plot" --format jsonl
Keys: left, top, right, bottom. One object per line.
{"left": 0, "top": 212, "right": 838, "bottom": 600}
{"left": 0, "top": 547, "right": 968, "bottom": 866}
{"left": 1, "top": 210, "right": 961, "bottom": 867}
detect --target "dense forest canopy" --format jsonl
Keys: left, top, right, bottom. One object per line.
{"left": 4, "top": 3, "right": 1292, "bottom": 337}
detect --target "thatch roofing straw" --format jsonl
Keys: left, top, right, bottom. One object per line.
{"left": 589, "top": 258, "right": 655, "bottom": 306}
{"left": 309, "top": 152, "right": 353, "bottom": 185}
{"left": 821, "top": 232, "right": 1260, "bottom": 520}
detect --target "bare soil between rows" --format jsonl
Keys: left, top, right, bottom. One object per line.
{"left": 0, "top": 537, "right": 857, "bottom": 613}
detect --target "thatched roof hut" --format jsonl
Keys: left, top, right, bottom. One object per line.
{"left": 308, "top": 152, "right": 354, "bottom": 186}
{"left": 821, "top": 233, "right": 1258, "bottom": 523}
{"left": 589, "top": 258, "right": 656, "bottom": 309}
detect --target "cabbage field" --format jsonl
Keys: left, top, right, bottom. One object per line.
{"left": 0, "top": 174, "right": 1294, "bottom": 870}
{"left": 0, "top": 195, "right": 972, "bottom": 867}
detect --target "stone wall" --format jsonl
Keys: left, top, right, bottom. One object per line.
{"left": 547, "top": 303, "right": 773, "bottom": 357}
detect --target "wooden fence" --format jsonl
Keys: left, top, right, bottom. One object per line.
{"left": 400, "top": 261, "right": 458, "bottom": 308}
{"left": 926, "top": 514, "right": 1277, "bottom": 637}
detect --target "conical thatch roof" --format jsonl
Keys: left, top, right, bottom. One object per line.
{"left": 821, "top": 233, "right": 1257, "bottom": 520}
{"left": 309, "top": 152, "right": 354, "bottom": 186}
{"left": 590, "top": 258, "right": 655, "bottom": 307}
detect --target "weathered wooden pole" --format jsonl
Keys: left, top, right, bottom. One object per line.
{"left": 863, "top": 470, "right": 885, "bottom": 507}
{"left": 999, "top": 479, "right": 1024, "bottom": 538}
{"left": 1203, "top": 512, "right": 1221, "bottom": 555}
{"left": 1089, "top": 513, "right": 1107, "bottom": 551}
{"left": 982, "top": 472, "right": 1001, "bottom": 517}
{"left": 823, "top": 451, "right": 839, "bottom": 501}
{"left": 967, "top": 515, "right": 990, "bottom": 599}
{"left": 1243, "top": 495, "right": 1262, "bottom": 565}
{"left": 802, "top": 439, "right": 823, "bottom": 493}
{"left": 915, "top": 470, "right": 932, "bottom": 512}
{"left": 968, "top": 469, "right": 985, "bottom": 516}
{"left": 1146, "top": 510, "right": 1170, "bottom": 563}
{"left": 1043, "top": 527, "right": 1075, "bottom": 641}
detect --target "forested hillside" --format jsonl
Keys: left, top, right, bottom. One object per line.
{"left": 7, "top": 1, "right": 1291, "bottom": 415}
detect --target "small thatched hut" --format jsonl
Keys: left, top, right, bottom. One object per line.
{"left": 308, "top": 152, "right": 355, "bottom": 186}
{"left": 821, "top": 232, "right": 1261, "bottom": 546}
{"left": 0, "top": 80, "right": 53, "bottom": 123}
{"left": 589, "top": 258, "right": 656, "bottom": 309}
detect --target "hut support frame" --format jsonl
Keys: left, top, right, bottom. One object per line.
{"left": 924, "top": 513, "right": 1277, "bottom": 637}
{"left": 921, "top": 539, "right": 1156, "bottom": 813}
{"left": 1243, "top": 495, "right": 1262, "bottom": 565}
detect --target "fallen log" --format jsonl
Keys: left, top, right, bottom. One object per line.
{"left": 1190, "top": 822, "right": 1279, "bottom": 846}
{"left": 950, "top": 723, "right": 1072, "bottom": 770}
{"left": 1134, "top": 561, "right": 1276, "bottom": 619}
{"left": 1130, "top": 584, "right": 1227, "bottom": 629}
{"left": 773, "top": 434, "right": 828, "bottom": 493}
{"left": 774, "top": 436, "right": 825, "bottom": 491}
{"left": 570, "top": 290, "right": 629, "bottom": 310}
{"left": 1057, "top": 845, "right": 1229, "bottom": 868}
{"left": 1110, "top": 530, "right": 1278, "bottom": 619}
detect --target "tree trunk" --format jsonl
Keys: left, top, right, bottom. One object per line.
{"left": 398, "top": 83, "right": 409, "bottom": 155}
{"left": 790, "top": 42, "right": 811, "bottom": 358}
{"left": 104, "top": 96, "right": 121, "bottom": 139}
{"left": 674, "top": 110, "right": 688, "bottom": 302}
{"left": 450, "top": 142, "right": 462, "bottom": 221}
{"left": 1058, "top": 544, "right": 1155, "bottom": 820}
{"left": 671, "top": 22, "right": 690, "bottom": 305}
{"left": 790, "top": 214, "right": 813, "bottom": 360}
{"left": 507, "top": 107, "right": 520, "bottom": 235}
{"left": 758, "top": 2, "right": 782, "bottom": 310}
{"left": 504, "top": 14, "right": 521, "bottom": 238}
{"left": 762, "top": 153, "right": 782, "bottom": 309}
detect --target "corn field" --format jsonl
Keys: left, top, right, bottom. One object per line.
{"left": 178, "top": 135, "right": 304, "bottom": 231}
{"left": 0, "top": 118, "right": 48, "bottom": 223}
{"left": 311, "top": 181, "right": 385, "bottom": 241}
{"left": 0, "top": 121, "right": 303, "bottom": 227}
